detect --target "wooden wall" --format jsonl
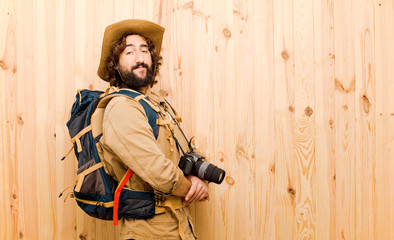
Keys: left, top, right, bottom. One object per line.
{"left": 1, "top": 0, "right": 393, "bottom": 239}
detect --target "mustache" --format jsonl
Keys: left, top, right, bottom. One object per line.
{"left": 132, "top": 63, "right": 149, "bottom": 70}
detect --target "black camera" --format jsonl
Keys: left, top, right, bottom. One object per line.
{"left": 179, "top": 151, "right": 226, "bottom": 184}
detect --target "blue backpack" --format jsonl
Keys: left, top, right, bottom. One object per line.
{"left": 61, "top": 89, "right": 159, "bottom": 225}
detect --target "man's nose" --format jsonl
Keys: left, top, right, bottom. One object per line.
{"left": 135, "top": 50, "right": 144, "bottom": 63}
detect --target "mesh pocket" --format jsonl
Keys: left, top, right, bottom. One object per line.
{"left": 76, "top": 159, "right": 105, "bottom": 195}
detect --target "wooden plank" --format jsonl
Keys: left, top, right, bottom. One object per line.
{"left": 313, "top": 0, "right": 336, "bottom": 239}
{"left": 152, "top": 0, "right": 173, "bottom": 100}
{"left": 163, "top": 0, "right": 194, "bottom": 135}
{"left": 293, "top": 0, "right": 316, "bottom": 238}
{"left": 355, "top": 0, "right": 377, "bottom": 239}
{"left": 33, "top": 0, "right": 57, "bottom": 238}
{"left": 334, "top": 0, "right": 357, "bottom": 239}
{"left": 231, "top": 0, "right": 256, "bottom": 239}
{"left": 273, "top": 0, "right": 297, "bottom": 238}
{"left": 189, "top": 0, "right": 215, "bottom": 238}
{"left": 209, "top": 0, "right": 238, "bottom": 239}
{"left": 74, "top": 0, "right": 102, "bottom": 90}
{"left": 55, "top": 0, "right": 77, "bottom": 239}
{"left": 133, "top": 0, "right": 155, "bottom": 20}
{"left": 114, "top": 0, "right": 133, "bottom": 22}
{"left": 375, "top": 0, "right": 394, "bottom": 239}
{"left": 92, "top": 0, "right": 114, "bottom": 90}
{"left": 192, "top": 0, "right": 228, "bottom": 239}
{"left": 15, "top": 0, "right": 40, "bottom": 238}
{"left": 0, "top": 1, "right": 17, "bottom": 239}
{"left": 252, "top": 0, "right": 275, "bottom": 239}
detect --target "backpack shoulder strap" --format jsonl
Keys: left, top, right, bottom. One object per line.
{"left": 95, "top": 89, "right": 159, "bottom": 139}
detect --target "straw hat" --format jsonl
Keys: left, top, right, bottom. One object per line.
{"left": 97, "top": 19, "right": 165, "bottom": 81}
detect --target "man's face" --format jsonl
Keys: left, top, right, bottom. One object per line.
{"left": 117, "top": 34, "right": 154, "bottom": 89}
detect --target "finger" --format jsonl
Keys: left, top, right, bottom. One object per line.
{"left": 187, "top": 184, "right": 201, "bottom": 203}
{"left": 185, "top": 183, "right": 197, "bottom": 202}
{"left": 189, "top": 182, "right": 206, "bottom": 204}
{"left": 196, "top": 187, "right": 206, "bottom": 201}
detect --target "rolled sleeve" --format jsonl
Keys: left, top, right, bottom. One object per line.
{"left": 101, "top": 97, "right": 184, "bottom": 194}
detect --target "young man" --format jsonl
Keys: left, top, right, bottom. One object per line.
{"left": 97, "top": 19, "right": 208, "bottom": 240}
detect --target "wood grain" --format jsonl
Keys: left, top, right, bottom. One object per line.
{"left": 253, "top": 0, "right": 275, "bottom": 239}
{"left": 293, "top": 0, "right": 316, "bottom": 238}
{"left": 355, "top": 0, "right": 377, "bottom": 239}
{"left": 314, "top": 0, "right": 336, "bottom": 239}
{"left": 375, "top": 0, "right": 394, "bottom": 239}
{"left": 1, "top": 1, "right": 18, "bottom": 240}
{"left": 273, "top": 0, "right": 297, "bottom": 239}
{"left": 0, "top": 0, "right": 393, "bottom": 239}
{"left": 334, "top": 0, "right": 357, "bottom": 239}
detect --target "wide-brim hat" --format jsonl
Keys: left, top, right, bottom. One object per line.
{"left": 97, "top": 19, "right": 165, "bottom": 81}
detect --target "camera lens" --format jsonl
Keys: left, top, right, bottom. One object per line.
{"left": 192, "top": 161, "right": 226, "bottom": 184}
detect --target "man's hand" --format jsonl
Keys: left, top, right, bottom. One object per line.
{"left": 183, "top": 175, "right": 209, "bottom": 205}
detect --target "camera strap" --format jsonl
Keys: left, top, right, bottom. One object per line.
{"left": 157, "top": 100, "right": 194, "bottom": 155}
{"left": 159, "top": 113, "right": 186, "bottom": 155}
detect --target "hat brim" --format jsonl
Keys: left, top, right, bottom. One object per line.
{"left": 97, "top": 19, "right": 165, "bottom": 81}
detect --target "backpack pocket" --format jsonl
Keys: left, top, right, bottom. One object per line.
{"left": 74, "top": 193, "right": 114, "bottom": 220}
{"left": 118, "top": 189, "right": 155, "bottom": 219}
{"left": 76, "top": 159, "right": 105, "bottom": 195}
{"left": 73, "top": 161, "right": 116, "bottom": 220}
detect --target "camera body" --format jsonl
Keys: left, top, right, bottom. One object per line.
{"left": 179, "top": 151, "right": 226, "bottom": 184}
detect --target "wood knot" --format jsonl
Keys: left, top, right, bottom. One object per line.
{"left": 88, "top": 84, "right": 94, "bottom": 90}
{"left": 343, "top": 105, "right": 348, "bottom": 111}
{"left": 223, "top": 28, "right": 232, "bottom": 38}
{"left": 289, "top": 105, "right": 294, "bottom": 112}
{"left": 270, "top": 164, "right": 275, "bottom": 174}
{"left": 219, "top": 157, "right": 224, "bottom": 162}
{"left": 79, "top": 234, "right": 87, "bottom": 240}
{"left": 305, "top": 107, "right": 313, "bottom": 117}
{"left": 12, "top": 193, "right": 17, "bottom": 199}
{"left": 362, "top": 95, "right": 371, "bottom": 114}
{"left": 174, "top": 68, "right": 183, "bottom": 77}
{"left": 281, "top": 50, "right": 289, "bottom": 60}
{"left": 19, "top": 232, "right": 24, "bottom": 238}
{"left": 17, "top": 116, "right": 24, "bottom": 125}
{"left": 329, "top": 119, "right": 334, "bottom": 128}
{"left": 0, "top": 60, "right": 8, "bottom": 70}
{"left": 226, "top": 176, "right": 235, "bottom": 185}
{"left": 335, "top": 78, "right": 355, "bottom": 93}
{"left": 288, "top": 187, "right": 296, "bottom": 196}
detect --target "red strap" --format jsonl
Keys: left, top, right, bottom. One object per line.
{"left": 113, "top": 169, "right": 133, "bottom": 225}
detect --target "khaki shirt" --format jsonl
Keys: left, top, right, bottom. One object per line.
{"left": 98, "top": 88, "right": 197, "bottom": 240}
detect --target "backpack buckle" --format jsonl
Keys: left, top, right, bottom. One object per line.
{"left": 154, "top": 195, "right": 166, "bottom": 206}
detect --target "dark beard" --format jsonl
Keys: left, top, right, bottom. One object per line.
{"left": 119, "top": 63, "right": 155, "bottom": 91}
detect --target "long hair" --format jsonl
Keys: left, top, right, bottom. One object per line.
{"left": 104, "top": 32, "right": 163, "bottom": 87}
